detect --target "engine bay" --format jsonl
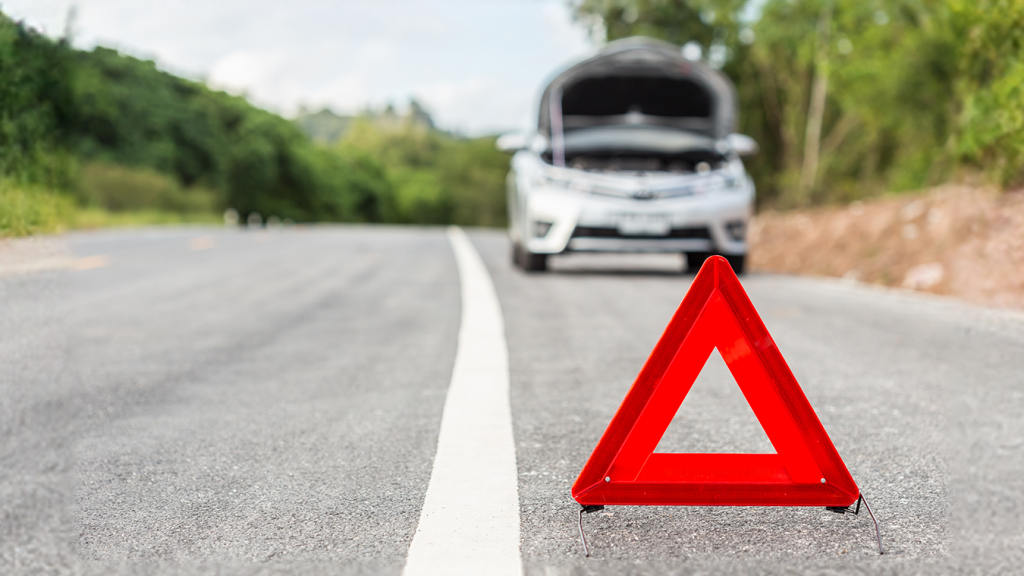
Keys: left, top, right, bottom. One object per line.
{"left": 544, "top": 151, "right": 729, "bottom": 174}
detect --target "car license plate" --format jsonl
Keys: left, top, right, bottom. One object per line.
{"left": 616, "top": 213, "right": 671, "bottom": 236}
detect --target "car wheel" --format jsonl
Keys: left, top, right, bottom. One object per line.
{"left": 685, "top": 252, "right": 746, "bottom": 275}
{"left": 685, "top": 251, "right": 713, "bottom": 273}
{"left": 724, "top": 254, "right": 746, "bottom": 275}
{"left": 522, "top": 250, "right": 548, "bottom": 272}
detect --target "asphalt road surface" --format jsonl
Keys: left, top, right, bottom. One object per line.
{"left": 2, "top": 225, "right": 1022, "bottom": 575}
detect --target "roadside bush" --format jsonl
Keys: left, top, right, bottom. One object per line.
{"left": 390, "top": 168, "right": 452, "bottom": 224}
{"left": 437, "top": 136, "right": 508, "bottom": 227}
{"left": 0, "top": 179, "right": 73, "bottom": 237}
{"left": 77, "top": 162, "right": 217, "bottom": 213}
{"left": 338, "top": 117, "right": 507, "bottom": 226}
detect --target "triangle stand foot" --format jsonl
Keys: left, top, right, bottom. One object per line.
{"left": 827, "top": 494, "right": 884, "bottom": 555}
{"left": 577, "top": 505, "right": 604, "bottom": 557}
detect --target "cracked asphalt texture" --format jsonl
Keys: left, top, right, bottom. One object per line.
{"left": 2, "top": 226, "right": 1022, "bottom": 575}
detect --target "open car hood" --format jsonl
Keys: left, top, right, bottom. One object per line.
{"left": 537, "top": 37, "right": 736, "bottom": 141}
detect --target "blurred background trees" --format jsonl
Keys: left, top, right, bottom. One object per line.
{"left": 574, "top": 0, "right": 1024, "bottom": 207}
{"left": 336, "top": 112, "right": 507, "bottom": 226}
{"left": 2, "top": 2, "right": 1023, "bottom": 235}
{"left": 0, "top": 10, "right": 508, "bottom": 235}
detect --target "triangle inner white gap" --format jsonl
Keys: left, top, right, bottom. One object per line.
{"left": 653, "top": 347, "right": 776, "bottom": 454}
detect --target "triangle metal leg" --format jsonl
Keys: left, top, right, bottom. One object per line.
{"left": 577, "top": 505, "right": 604, "bottom": 557}
{"left": 827, "top": 494, "right": 884, "bottom": 555}
{"left": 860, "top": 495, "right": 884, "bottom": 555}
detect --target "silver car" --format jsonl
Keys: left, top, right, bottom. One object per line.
{"left": 499, "top": 37, "right": 757, "bottom": 273}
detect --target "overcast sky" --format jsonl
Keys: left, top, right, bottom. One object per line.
{"left": 3, "top": 0, "right": 597, "bottom": 135}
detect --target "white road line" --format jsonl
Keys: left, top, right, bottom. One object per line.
{"left": 402, "top": 227, "right": 522, "bottom": 576}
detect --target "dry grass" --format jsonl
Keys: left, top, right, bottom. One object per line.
{"left": 0, "top": 180, "right": 74, "bottom": 237}
{"left": 69, "top": 207, "right": 221, "bottom": 229}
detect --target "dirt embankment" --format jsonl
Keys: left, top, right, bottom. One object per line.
{"left": 749, "top": 184, "right": 1024, "bottom": 310}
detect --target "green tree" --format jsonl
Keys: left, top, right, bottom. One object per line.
{"left": 337, "top": 113, "right": 507, "bottom": 226}
{"left": 67, "top": 45, "right": 395, "bottom": 222}
{"left": 575, "top": 0, "right": 966, "bottom": 207}
{"left": 0, "top": 12, "right": 75, "bottom": 187}
{"left": 2, "top": 7, "right": 507, "bottom": 229}
{"left": 953, "top": 0, "right": 1024, "bottom": 186}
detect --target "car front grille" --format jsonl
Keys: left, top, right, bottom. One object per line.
{"left": 571, "top": 226, "right": 712, "bottom": 240}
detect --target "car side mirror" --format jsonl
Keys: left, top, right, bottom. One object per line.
{"left": 528, "top": 133, "right": 549, "bottom": 155}
{"left": 496, "top": 132, "right": 529, "bottom": 153}
{"left": 727, "top": 133, "right": 759, "bottom": 157}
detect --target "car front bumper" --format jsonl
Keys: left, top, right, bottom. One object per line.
{"left": 521, "top": 185, "right": 753, "bottom": 255}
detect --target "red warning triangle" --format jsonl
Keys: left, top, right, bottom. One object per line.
{"left": 572, "top": 256, "right": 859, "bottom": 507}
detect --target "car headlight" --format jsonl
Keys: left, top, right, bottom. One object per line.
{"left": 532, "top": 172, "right": 593, "bottom": 195}
{"left": 530, "top": 173, "right": 550, "bottom": 188}
{"left": 569, "top": 181, "right": 592, "bottom": 194}
{"left": 532, "top": 172, "right": 566, "bottom": 189}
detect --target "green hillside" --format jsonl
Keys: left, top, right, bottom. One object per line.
{"left": 0, "top": 11, "right": 508, "bottom": 236}
{"left": 293, "top": 109, "right": 355, "bottom": 145}
{"left": 293, "top": 101, "right": 435, "bottom": 144}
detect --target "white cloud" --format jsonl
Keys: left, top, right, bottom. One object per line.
{"left": 208, "top": 50, "right": 284, "bottom": 94}
{"left": 541, "top": 2, "right": 595, "bottom": 56}
{"left": 1, "top": 0, "right": 595, "bottom": 134}
{"left": 413, "top": 76, "right": 529, "bottom": 136}
{"left": 357, "top": 39, "right": 399, "bottom": 68}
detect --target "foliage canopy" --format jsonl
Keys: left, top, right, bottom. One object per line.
{"left": 0, "top": 11, "right": 509, "bottom": 235}
{"left": 574, "top": 0, "right": 1024, "bottom": 206}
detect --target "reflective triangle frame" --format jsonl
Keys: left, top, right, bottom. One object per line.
{"left": 572, "top": 256, "right": 860, "bottom": 507}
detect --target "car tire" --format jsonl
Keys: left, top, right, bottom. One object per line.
{"left": 522, "top": 250, "right": 548, "bottom": 272}
{"left": 685, "top": 252, "right": 746, "bottom": 275}
{"left": 685, "top": 251, "right": 714, "bottom": 273}
{"left": 513, "top": 241, "right": 547, "bottom": 271}
{"left": 724, "top": 254, "right": 746, "bottom": 275}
